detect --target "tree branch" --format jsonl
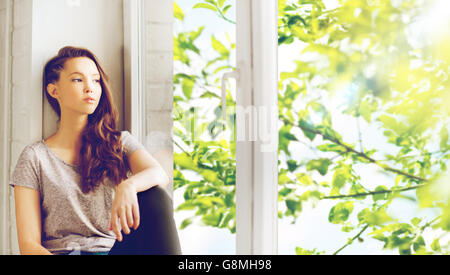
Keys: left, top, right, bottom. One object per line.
{"left": 333, "top": 224, "right": 369, "bottom": 255}
{"left": 321, "top": 183, "right": 426, "bottom": 200}
{"left": 173, "top": 139, "right": 192, "bottom": 157}
{"left": 216, "top": 5, "right": 235, "bottom": 25}
{"left": 282, "top": 118, "right": 428, "bottom": 183}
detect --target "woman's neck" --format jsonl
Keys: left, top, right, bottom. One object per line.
{"left": 53, "top": 111, "right": 88, "bottom": 151}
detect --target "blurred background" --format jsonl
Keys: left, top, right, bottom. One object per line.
{"left": 173, "top": 0, "right": 449, "bottom": 255}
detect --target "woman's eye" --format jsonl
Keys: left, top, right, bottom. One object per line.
{"left": 94, "top": 79, "right": 101, "bottom": 83}
{"left": 72, "top": 79, "right": 82, "bottom": 82}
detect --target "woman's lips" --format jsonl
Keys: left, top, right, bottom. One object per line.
{"left": 84, "top": 98, "right": 96, "bottom": 104}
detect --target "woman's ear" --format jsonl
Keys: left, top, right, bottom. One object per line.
{"left": 46, "top": 83, "right": 59, "bottom": 99}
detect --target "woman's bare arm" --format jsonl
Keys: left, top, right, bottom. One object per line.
{"left": 14, "top": 186, "right": 53, "bottom": 255}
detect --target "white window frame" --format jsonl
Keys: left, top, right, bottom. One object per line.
{"left": 1, "top": 0, "right": 13, "bottom": 255}
{"left": 123, "top": 0, "right": 146, "bottom": 142}
{"left": 235, "top": 0, "right": 279, "bottom": 255}
{"left": 125, "top": 0, "right": 279, "bottom": 255}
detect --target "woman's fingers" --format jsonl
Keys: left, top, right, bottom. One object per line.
{"left": 120, "top": 207, "right": 130, "bottom": 235}
{"left": 111, "top": 213, "right": 122, "bottom": 242}
{"left": 126, "top": 206, "right": 134, "bottom": 229}
{"left": 132, "top": 202, "right": 140, "bottom": 230}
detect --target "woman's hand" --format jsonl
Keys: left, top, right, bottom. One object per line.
{"left": 109, "top": 180, "right": 140, "bottom": 242}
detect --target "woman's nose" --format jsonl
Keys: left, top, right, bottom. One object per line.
{"left": 84, "top": 83, "right": 94, "bottom": 93}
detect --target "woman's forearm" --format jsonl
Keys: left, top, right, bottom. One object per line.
{"left": 121, "top": 167, "right": 170, "bottom": 193}
{"left": 20, "top": 241, "right": 53, "bottom": 255}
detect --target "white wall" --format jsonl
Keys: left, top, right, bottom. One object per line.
{"left": 38, "top": 0, "right": 125, "bottom": 138}
{"left": 143, "top": 0, "right": 174, "bottom": 195}
{"left": 3, "top": 0, "right": 127, "bottom": 255}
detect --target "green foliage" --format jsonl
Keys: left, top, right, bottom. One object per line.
{"left": 174, "top": 0, "right": 450, "bottom": 255}
{"left": 295, "top": 247, "right": 325, "bottom": 255}
{"left": 192, "top": 0, "right": 235, "bottom": 24}
{"left": 329, "top": 201, "right": 354, "bottom": 224}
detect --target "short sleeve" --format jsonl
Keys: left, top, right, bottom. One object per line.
{"left": 121, "top": 131, "right": 146, "bottom": 157}
{"left": 9, "top": 145, "right": 41, "bottom": 191}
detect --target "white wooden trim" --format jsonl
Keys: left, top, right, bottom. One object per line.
{"left": 123, "top": 0, "right": 146, "bottom": 141}
{"left": 236, "top": 0, "right": 278, "bottom": 255}
{"left": 251, "top": 0, "right": 278, "bottom": 255}
{"left": 236, "top": 0, "right": 253, "bottom": 255}
{"left": 0, "top": 0, "right": 13, "bottom": 255}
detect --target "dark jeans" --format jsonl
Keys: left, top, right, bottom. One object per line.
{"left": 66, "top": 185, "right": 182, "bottom": 255}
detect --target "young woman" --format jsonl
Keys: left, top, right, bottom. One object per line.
{"left": 9, "top": 46, "right": 181, "bottom": 255}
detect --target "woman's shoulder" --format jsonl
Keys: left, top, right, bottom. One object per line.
{"left": 120, "top": 130, "right": 146, "bottom": 156}
{"left": 120, "top": 130, "right": 131, "bottom": 137}
{"left": 12, "top": 141, "right": 48, "bottom": 169}
{"left": 18, "top": 140, "right": 45, "bottom": 157}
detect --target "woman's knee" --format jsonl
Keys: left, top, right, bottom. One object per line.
{"left": 134, "top": 185, "right": 182, "bottom": 254}
{"left": 137, "top": 185, "right": 174, "bottom": 220}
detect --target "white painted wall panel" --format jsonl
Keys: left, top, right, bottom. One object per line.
{"left": 36, "top": 0, "right": 125, "bottom": 138}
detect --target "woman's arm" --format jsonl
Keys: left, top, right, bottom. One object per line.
{"left": 121, "top": 149, "right": 170, "bottom": 193}
{"left": 14, "top": 186, "right": 53, "bottom": 255}
{"left": 110, "top": 149, "right": 170, "bottom": 241}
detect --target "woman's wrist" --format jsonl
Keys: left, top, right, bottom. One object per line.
{"left": 116, "top": 179, "right": 137, "bottom": 194}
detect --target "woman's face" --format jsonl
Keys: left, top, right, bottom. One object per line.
{"left": 48, "top": 57, "right": 102, "bottom": 116}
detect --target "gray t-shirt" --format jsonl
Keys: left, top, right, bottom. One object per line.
{"left": 9, "top": 130, "right": 146, "bottom": 255}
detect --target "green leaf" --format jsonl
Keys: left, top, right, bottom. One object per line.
{"left": 307, "top": 158, "right": 332, "bottom": 176}
{"left": 200, "top": 91, "right": 221, "bottom": 99}
{"left": 279, "top": 186, "right": 293, "bottom": 197}
{"left": 278, "top": 172, "right": 291, "bottom": 185}
{"left": 332, "top": 169, "right": 347, "bottom": 189}
{"left": 286, "top": 199, "right": 302, "bottom": 213}
{"left": 218, "top": 0, "right": 226, "bottom": 8}
{"left": 219, "top": 212, "right": 234, "bottom": 228}
{"left": 377, "top": 114, "right": 408, "bottom": 136}
{"left": 174, "top": 2, "right": 184, "bottom": 21}
{"left": 174, "top": 153, "right": 198, "bottom": 171}
{"left": 373, "top": 185, "right": 389, "bottom": 202}
{"left": 180, "top": 217, "right": 194, "bottom": 229}
{"left": 295, "top": 247, "right": 324, "bottom": 255}
{"left": 181, "top": 78, "right": 194, "bottom": 99}
{"left": 190, "top": 26, "right": 205, "bottom": 41}
{"left": 440, "top": 126, "right": 448, "bottom": 150}
{"left": 359, "top": 97, "right": 378, "bottom": 123}
{"left": 204, "top": 0, "right": 217, "bottom": 5}
{"left": 317, "top": 143, "right": 347, "bottom": 154}
{"left": 399, "top": 245, "right": 412, "bottom": 255}
{"left": 413, "top": 236, "right": 426, "bottom": 253}
{"left": 211, "top": 36, "right": 229, "bottom": 56}
{"left": 350, "top": 184, "right": 367, "bottom": 200}
{"left": 176, "top": 201, "right": 197, "bottom": 211}
{"left": 358, "top": 208, "right": 392, "bottom": 226}
{"left": 193, "top": 3, "right": 218, "bottom": 12}
{"left": 411, "top": 217, "right": 422, "bottom": 227}
{"left": 296, "top": 173, "right": 313, "bottom": 185}
{"left": 328, "top": 201, "right": 354, "bottom": 224}
{"left": 279, "top": 125, "right": 297, "bottom": 155}
{"left": 222, "top": 4, "right": 232, "bottom": 15}
{"left": 287, "top": 15, "right": 307, "bottom": 27}
{"left": 431, "top": 238, "right": 441, "bottom": 252}
{"left": 287, "top": 160, "right": 299, "bottom": 172}
{"left": 201, "top": 211, "right": 222, "bottom": 226}
{"left": 299, "top": 119, "right": 316, "bottom": 141}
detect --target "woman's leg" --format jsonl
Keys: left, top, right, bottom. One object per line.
{"left": 108, "top": 185, "right": 182, "bottom": 255}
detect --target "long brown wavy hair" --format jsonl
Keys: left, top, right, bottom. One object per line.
{"left": 43, "top": 46, "right": 129, "bottom": 193}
